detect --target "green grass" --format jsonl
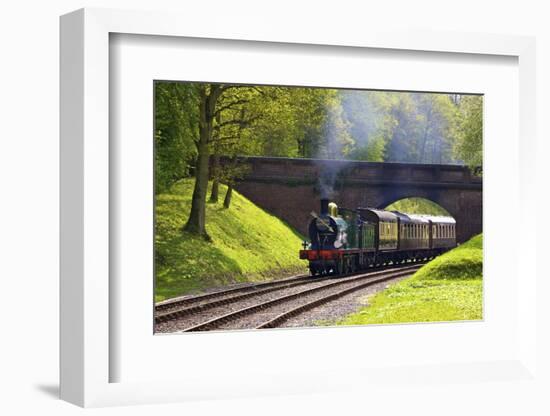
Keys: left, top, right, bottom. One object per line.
{"left": 334, "top": 234, "right": 483, "bottom": 326}
{"left": 385, "top": 197, "right": 450, "bottom": 216}
{"left": 155, "top": 179, "right": 307, "bottom": 301}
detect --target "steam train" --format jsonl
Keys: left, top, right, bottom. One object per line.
{"left": 299, "top": 198, "right": 456, "bottom": 276}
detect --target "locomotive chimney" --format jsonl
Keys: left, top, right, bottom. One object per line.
{"left": 320, "top": 198, "right": 329, "bottom": 216}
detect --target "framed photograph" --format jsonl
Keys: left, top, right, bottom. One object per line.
{"left": 60, "top": 8, "right": 538, "bottom": 408}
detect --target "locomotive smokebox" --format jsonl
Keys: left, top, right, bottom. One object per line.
{"left": 320, "top": 198, "right": 329, "bottom": 216}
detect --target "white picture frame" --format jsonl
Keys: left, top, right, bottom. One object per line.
{"left": 60, "top": 7, "right": 539, "bottom": 408}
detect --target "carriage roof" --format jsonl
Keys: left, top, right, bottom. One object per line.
{"left": 357, "top": 208, "right": 398, "bottom": 223}
{"left": 356, "top": 208, "right": 455, "bottom": 225}
{"left": 408, "top": 214, "right": 456, "bottom": 225}
{"left": 391, "top": 211, "right": 427, "bottom": 224}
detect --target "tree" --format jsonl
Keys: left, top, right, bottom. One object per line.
{"left": 208, "top": 88, "right": 268, "bottom": 204}
{"left": 453, "top": 95, "right": 483, "bottom": 172}
{"left": 384, "top": 93, "right": 422, "bottom": 162}
{"left": 183, "top": 84, "right": 225, "bottom": 237}
{"left": 186, "top": 84, "right": 268, "bottom": 235}
{"left": 341, "top": 91, "right": 460, "bottom": 165}
{"left": 318, "top": 92, "right": 354, "bottom": 159}
{"left": 341, "top": 90, "right": 397, "bottom": 162}
{"left": 413, "top": 93, "right": 458, "bottom": 164}
{"left": 154, "top": 82, "right": 198, "bottom": 193}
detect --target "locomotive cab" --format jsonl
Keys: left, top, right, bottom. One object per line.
{"left": 300, "top": 198, "right": 350, "bottom": 275}
{"left": 307, "top": 199, "right": 348, "bottom": 250}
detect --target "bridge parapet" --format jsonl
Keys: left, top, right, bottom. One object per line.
{"left": 221, "top": 156, "right": 481, "bottom": 188}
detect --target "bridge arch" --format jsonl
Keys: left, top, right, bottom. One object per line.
{"left": 383, "top": 196, "right": 451, "bottom": 217}
{"left": 373, "top": 189, "right": 455, "bottom": 217}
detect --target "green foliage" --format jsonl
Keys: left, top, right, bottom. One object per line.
{"left": 340, "top": 91, "right": 464, "bottom": 164}
{"left": 155, "top": 179, "right": 306, "bottom": 301}
{"left": 453, "top": 95, "right": 483, "bottom": 171}
{"left": 154, "top": 82, "right": 483, "bottom": 181}
{"left": 334, "top": 234, "right": 483, "bottom": 325}
{"left": 342, "top": 90, "right": 394, "bottom": 162}
{"left": 318, "top": 91, "right": 355, "bottom": 159}
{"left": 383, "top": 93, "right": 459, "bottom": 164}
{"left": 385, "top": 197, "right": 450, "bottom": 216}
{"left": 154, "top": 82, "right": 198, "bottom": 193}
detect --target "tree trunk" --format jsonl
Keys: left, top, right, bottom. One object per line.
{"left": 184, "top": 85, "right": 222, "bottom": 237}
{"left": 223, "top": 186, "right": 233, "bottom": 209}
{"left": 210, "top": 179, "right": 219, "bottom": 203}
{"left": 209, "top": 154, "right": 220, "bottom": 203}
{"left": 184, "top": 127, "right": 210, "bottom": 236}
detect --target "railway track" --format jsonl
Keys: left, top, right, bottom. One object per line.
{"left": 155, "top": 273, "right": 311, "bottom": 316}
{"left": 155, "top": 275, "right": 321, "bottom": 324}
{"left": 155, "top": 262, "right": 424, "bottom": 333}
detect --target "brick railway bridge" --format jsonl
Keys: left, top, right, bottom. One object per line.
{"left": 223, "top": 156, "right": 482, "bottom": 243}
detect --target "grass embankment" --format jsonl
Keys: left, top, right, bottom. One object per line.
{"left": 336, "top": 234, "right": 483, "bottom": 326}
{"left": 155, "top": 179, "right": 306, "bottom": 301}
{"left": 385, "top": 197, "right": 450, "bottom": 216}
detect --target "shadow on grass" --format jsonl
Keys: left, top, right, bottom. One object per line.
{"left": 155, "top": 230, "right": 244, "bottom": 300}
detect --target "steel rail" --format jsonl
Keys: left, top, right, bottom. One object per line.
{"left": 156, "top": 260, "right": 427, "bottom": 313}
{"left": 155, "top": 277, "right": 327, "bottom": 324}
{"left": 256, "top": 270, "right": 416, "bottom": 329}
{"left": 155, "top": 273, "right": 309, "bottom": 312}
{"left": 181, "top": 264, "right": 421, "bottom": 332}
